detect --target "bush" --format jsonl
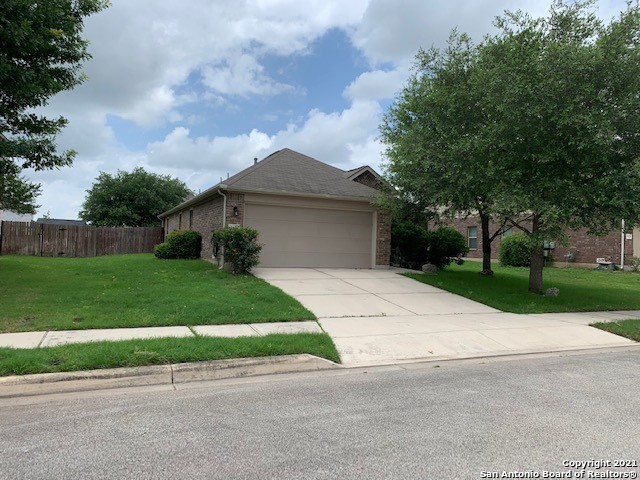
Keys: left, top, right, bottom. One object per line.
{"left": 391, "top": 221, "right": 430, "bottom": 269}
{"left": 499, "top": 233, "right": 531, "bottom": 267}
{"left": 212, "top": 227, "right": 262, "bottom": 274}
{"left": 154, "top": 230, "right": 202, "bottom": 259}
{"left": 425, "top": 227, "right": 469, "bottom": 269}
{"left": 629, "top": 257, "right": 640, "bottom": 273}
{"left": 153, "top": 242, "right": 171, "bottom": 259}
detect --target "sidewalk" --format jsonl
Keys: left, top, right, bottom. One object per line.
{"left": 0, "top": 321, "right": 324, "bottom": 349}
{"left": 320, "top": 311, "right": 640, "bottom": 366}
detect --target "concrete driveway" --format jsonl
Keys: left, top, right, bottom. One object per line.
{"left": 253, "top": 268, "right": 638, "bottom": 366}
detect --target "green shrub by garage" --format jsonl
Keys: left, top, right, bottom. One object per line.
{"left": 391, "top": 221, "right": 430, "bottom": 269}
{"left": 212, "top": 227, "right": 262, "bottom": 274}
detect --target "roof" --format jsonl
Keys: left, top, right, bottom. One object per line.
{"left": 160, "top": 148, "right": 381, "bottom": 218}
{"left": 343, "top": 165, "right": 379, "bottom": 180}
{"left": 36, "top": 218, "right": 87, "bottom": 226}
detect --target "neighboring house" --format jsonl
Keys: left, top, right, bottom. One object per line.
{"left": 0, "top": 209, "right": 33, "bottom": 223}
{"left": 36, "top": 218, "right": 87, "bottom": 226}
{"left": 444, "top": 216, "right": 639, "bottom": 268}
{"left": 159, "top": 148, "right": 391, "bottom": 269}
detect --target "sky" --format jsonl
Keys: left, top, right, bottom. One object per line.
{"left": 27, "top": 0, "right": 628, "bottom": 220}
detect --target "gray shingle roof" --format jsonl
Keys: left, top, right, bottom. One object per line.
{"left": 224, "top": 149, "right": 378, "bottom": 198}
{"left": 159, "top": 148, "right": 379, "bottom": 217}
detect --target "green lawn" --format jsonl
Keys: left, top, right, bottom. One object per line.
{"left": 0, "top": 255, "right": 314, "bottom": 333}
{"left": 406, "top": 261, "right": 640, "bottom": 313}
{"left": 592, "top": 319, "right": 640, "bottom": 342}
{"left": 0, "top": 333, "right": 340, "bottom": 376}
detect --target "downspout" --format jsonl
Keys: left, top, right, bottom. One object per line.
{"left": 217, "top": 186, "right": 227, "bottom": 268}
{"left": 621, "top": 219, "right": 625, "bottom": 270}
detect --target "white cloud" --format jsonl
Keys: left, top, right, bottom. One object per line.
{"left": 352, "top": 0, "right": 551, "bottom": 65}
{"left": 343, "top": 69, "right": 406, "bottom": 101}
{"left": 201, "top": 55, "right": 294, "bottom": 97}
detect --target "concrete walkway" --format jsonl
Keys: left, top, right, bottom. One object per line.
{"left": 0, "top": 322, "right": 323, "bottom": 349}
{"left": 253, "top": 267, "right": 640, "bottom": 366}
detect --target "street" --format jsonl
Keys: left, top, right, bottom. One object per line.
{"left": 1, "top": 349, "right": 639, "bottom": 480}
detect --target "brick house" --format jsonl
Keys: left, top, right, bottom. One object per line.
{"left": 159, "top": 148, "right": 391, "bottom": 269}
{"left": 444, "top": 216, "right": 639, "bottom": 268}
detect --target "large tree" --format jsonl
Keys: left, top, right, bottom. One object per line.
{"left": 0, "top": 0, "right": 107, "bottom": 213}
{"left": 476, "top": 0, "right": 640, "bottom": 293}
{"left": 380, "top": 33, "right": 510, "bottom": 275}
{"left": 382, "top": 0, "right": 640, "bottom": 293}
{"left": 80, "top": 168, "right": 192, "bottom": 227}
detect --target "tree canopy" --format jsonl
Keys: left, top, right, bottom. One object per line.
{"left": 0, "top": 0, "right": 107, "bottom": 213}
{"left": 380, "top": 32, "right": 509, "bottom": 275}
{"left": 381, "top": 0, "right": 640, "bottom": 293}
{"left": 80, "top": 168, "right": 192, "bottom": 227}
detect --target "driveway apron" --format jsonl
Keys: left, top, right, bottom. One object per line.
{"left": 252, "top": 268, "right": 636, "bottom": 367}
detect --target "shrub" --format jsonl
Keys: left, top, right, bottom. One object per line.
{"left": 630, "top": 257, "right": 640, "bottom": 273}
{"left": 499, "top": 233, "right": 531, "bottom": 267}
{"left": 154, "top": 230, "right": 202, "bottom": 259}
{"left": 212, "top": 227, "right": 262, "bottom": 274}
{"left": 425, "top": 227, "right": 469, "bottom": 269}
{"left": 391, "top": 221, "right": 430, "bottom": 269}
{"left": 153, "top": 242, "right": 171, "bottom": 259}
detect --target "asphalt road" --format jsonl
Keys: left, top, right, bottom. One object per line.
{"left": 1, "top": 350, "right": 639, "bottom": 480}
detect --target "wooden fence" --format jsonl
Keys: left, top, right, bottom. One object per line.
{"left": 0, "top": 221, "right": 164, "bottom": 257}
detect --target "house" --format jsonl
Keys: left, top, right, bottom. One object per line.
{"left": 0, "top": 209, "right": 33, "bottom": 223}
{"left": 36, "top": 218, "right": 87, "bottom": 226}
{"left": 159, "top": 148, "right": 391, "bottom": 269}
{"left": 445, "top": 216, "right": 639, "bottom": 268}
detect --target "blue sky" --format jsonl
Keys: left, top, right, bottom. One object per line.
{"left": 29, "top": 0, "right": 629, "bottom": 219}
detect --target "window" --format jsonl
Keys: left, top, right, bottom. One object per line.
{"left": 178, "top": 213, "right": 182, "bottom": 229}
{"left": 502, "top": 226, "right": 513, "bottom": 238}
{"left": 467, "top": 226, "right": 478, "bottom": 250}
{"left": 189, "top": 210, "right": 193, "bottom": 229}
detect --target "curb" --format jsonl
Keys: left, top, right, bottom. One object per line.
{"left": 0, "top": 354, "right": 341, "bottom": 398}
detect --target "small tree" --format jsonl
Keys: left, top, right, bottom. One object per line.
{"left": 81, "top": 168, "right": 191, "bottom": 227}
{"left": 212, "top": 227, "right": 262, "bottom": 274}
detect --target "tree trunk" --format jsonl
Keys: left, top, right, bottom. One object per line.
{"left": 479, "top": 212, "right": 493, "bottom": 276}
{"left": 528, "top": 214, "right": 544, "bottom": 294}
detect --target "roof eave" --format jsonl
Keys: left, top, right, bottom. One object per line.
{"left": 344, "top": 165, "right": 381, "bottom": 181}
{"left": 225, "top": 186, "right": 377, "bottom": 203}
{"left": 158, "top": 183, "right": 227, "bottom": 218}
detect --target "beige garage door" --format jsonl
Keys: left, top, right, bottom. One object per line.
{"left": 244, "top": 203, "right": 373, "bottom": 268}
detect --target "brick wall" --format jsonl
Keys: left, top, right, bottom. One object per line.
{"left": 376, "top": 209, "right": 391, "bottom": 267}
{"left": 443, "top": 217, "right": 634, "bottom": 266}
{"left": 164, "top": 196, "right": 224, "bottom": 259}
{"left": 225, "top": 193, "right": 245, "bottom": 227}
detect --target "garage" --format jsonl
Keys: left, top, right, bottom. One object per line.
{"left": 160, "top": 148, "right": 390, "bottom": 269}
{"left": 244, "top": 203, "right": 374, "bottom": 268}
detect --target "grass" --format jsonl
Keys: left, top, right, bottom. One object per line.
{"left": 406, "top": 261, "right": 640, "bottom": 313}
{"left": 592, "top": 319, "right": 640, "bottom": 342}
{"left": 0, "top": 333, "right": 340, "bottom": 376}
{"left": 0, "top": 254, "right": 314, "bottom": 333}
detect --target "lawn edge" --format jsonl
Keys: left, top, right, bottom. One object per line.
{"left": 0, "top": 354, "right": 341, "bottom": 398}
